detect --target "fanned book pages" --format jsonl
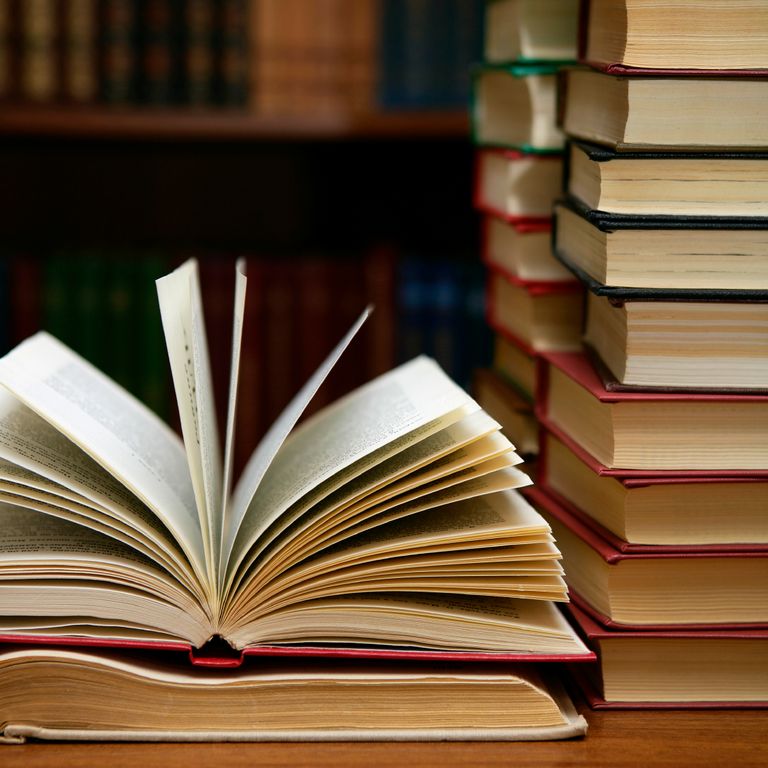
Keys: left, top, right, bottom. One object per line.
{"left": 0, "top": 259, "right": 589, "bottom": 661}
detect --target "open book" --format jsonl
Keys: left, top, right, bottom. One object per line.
{"left": 0, "top": 259, "right": 587, "bottom": 660}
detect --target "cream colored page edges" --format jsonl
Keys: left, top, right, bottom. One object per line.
{"left": 157, "top": 259, "right": 222, "bottom": 590}
{"left": 0, "top": 332, "right": 204, "bottom": 575}
{"left": 228, "top": 356, "right": 476, "bottom": 580}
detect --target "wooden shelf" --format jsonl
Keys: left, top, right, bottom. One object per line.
{"left": 0, "top": 106, "right": 470, "bottom": 141}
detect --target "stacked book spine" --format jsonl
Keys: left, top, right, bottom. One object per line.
{"left": 530, "top": 0, "right": 768, "bottom": 709}
{"left": 470, "top": 0, "right": 582, "bottom": 473}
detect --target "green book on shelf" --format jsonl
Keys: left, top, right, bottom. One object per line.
{"left": 471, "top": 62, "right": 566, "bottom": 153}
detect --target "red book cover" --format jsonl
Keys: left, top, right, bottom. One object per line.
{"left": 525, "top": 485, "right": 768, "bottom": 631}
{"left": 565, "top": 602, "right": 768, "bottom": 710}
{"left": 0, "top": 633, "right": 595, "bottom": 667}
{"left": 536, "top": 351, "right": 768, "bottom": 479}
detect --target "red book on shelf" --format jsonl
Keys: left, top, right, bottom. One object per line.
{"left": 473, "top": 148, "right": 562, "bottom": 225}
{"left": 524, "top": 485, "right": 768, "bottom": 632}
{"left": 485, "top": 265, "right": 584, "bottom": 358}
{"left": 565, "top": 601, "right": 768, "bottom": 710}
{"left": 536, "top": 351, "right": 768, "bottom": 478}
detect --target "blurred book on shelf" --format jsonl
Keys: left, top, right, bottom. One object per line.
{"left": 0, "top": 0, "right": 485, "bottom": 119}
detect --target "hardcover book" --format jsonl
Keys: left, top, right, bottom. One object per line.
{"left": 482, "top": 216, "right": 573, "bottom": 284}
{"left": 485, "top": 0, "right": 578, "bottom": 64}
{"left": 486, "top": 266, "right": 584, "bottom": 355}
{"left": 537, "top": 351, "right": 768, "bottom": 474}
{"left": 565, "top": 141, "right": 768, "bottom": 217}
{"left": 559, "top": 68, "right": 768, "bottom": 151}
{"left": 579, "top": 0, "right": 768, "bottom": 74}
{"left": 539, "top": 430, "right": 768, "bottom": 548}
{"left": 566, "top": 602, "right": 768, "bottom": 709}
{"left": 474, "top": 148, "right": 563, "bottom": 223}
{"left": 471, "top": 62, "right": 565, "bottom": 152}
{"left": 525, "top": 486, "right": 768, "bottom": 629}
{"left": 582, "top": 292, "right": 768, "bottom": 391}
{"left": 0, "top": 648, "right": 588, "bottom": 742}
{"left": 553, "top": 197, "right": 768, "bottom": 294}
{"left": 0, "top": 259, "right": 591, "bottom": 662}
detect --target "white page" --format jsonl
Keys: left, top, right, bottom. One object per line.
{"left": 224, "top": 306, "right": 371, "bottom": 565}
{"left": 226, "top": 355, "right": 477, "bottom": 583}
{"left": 219, "top": 259, "right": 247, "bottom": 584}
{"left": 0, "top": 332, "right": 205, "bottom": 580}
{"left": 156, "top": 259, "right": 222, "bottom": 589}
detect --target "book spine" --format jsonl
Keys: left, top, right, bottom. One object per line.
{"left": 363, "top": 244, "right": 397, "bottom": 379}
{"left": 345, "top": 0, "right": 375, "bottom": 114}
{"left": 0, "top": 0, "right": 15, "bottom": 100}
{"left": 62, "top": 0, "right": 98, "bottom": 103}
{"left": 215, "top": 0, "right": 247, "bottom": 106}
{"left": 139, "top": 0, "right": 184, "bottom": 105}
{"left": 20, "top": 0, "right": 59, "bottom": 102}
{"left": 99, "top": 0, "right": 138, "bottom": 103}
{"left": 183, "top": 0, "right": 214, "bottom": 105}
{"left": 73, "top": 250, "right": 108, "bottom": 369}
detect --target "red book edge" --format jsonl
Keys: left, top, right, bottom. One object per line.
{"left": 485, "top": 261, "right": 582, "bottom": 296}
{"left": 0, "top": 635, "right": 595, "bottom": 666}
{"left": 582, "top": 61, "right": 768, "bottom": 77}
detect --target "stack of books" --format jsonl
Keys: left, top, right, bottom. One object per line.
{"left": 531, "top": 0, "right": 768, "bottom": 708}
{"left": 0, "top": 258, "right": 593, "bottom": 742}
{"left": 470, "top": 0, "right": 582, "bottom": 470}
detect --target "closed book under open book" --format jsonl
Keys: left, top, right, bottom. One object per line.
{"left": 0, "top": 647, "right": 588, "bottom": 742}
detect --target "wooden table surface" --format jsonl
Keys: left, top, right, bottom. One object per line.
{"left": 2, "top": 705, "right": 767, "bottom": 768}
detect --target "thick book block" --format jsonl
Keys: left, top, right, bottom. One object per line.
{"left": 553, "top": 197, "right": 768, "bottom": 296}
{"left": 482, "top": 215, "right": 573, "bottom": 285}
{"left": 485, "top": 0, "right": 578, "bottom": 64}
{"left": 537, "top": 351, "right": 768, "bottom": 474}
{"left": 471, "top": 62, "right": 565, "bottom": 152}
{"left": 474, "top": 148, "right": 563, "bottom": 223}
{"left": 538, "top": 429, "right": 768, "bottom": 549}
{"left": 486, "top": 265, "right": 584, "bottom": 355}
{"left": 566, "top": 602, "right": 768, "bottom": 709}
{"left": 0, "top": 647, "right": 589, "bottom": 742}
{"left": 525, "top": 485, "right": 768, "bottom": 629}
{"left": 565, "top": 141, "right": 768, "bottom": 218}
{"left": 579, "top": 0, "right": 768, "bottom": 74}
{"left": 559, "top": 68, "right": 768, "bottom": 151}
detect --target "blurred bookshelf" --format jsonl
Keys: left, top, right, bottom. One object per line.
{"left": 0, "top": 105, "right": 470, "bottom": 141}
{"left": 0, "top": 0, "right": 491, "bottom": 462}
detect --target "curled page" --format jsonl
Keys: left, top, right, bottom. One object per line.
{"left": 157, "top": 259, "right": 222, "bottom": 592}
{"left": 225, "top": 307, "right": 371, "bottom": 565}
